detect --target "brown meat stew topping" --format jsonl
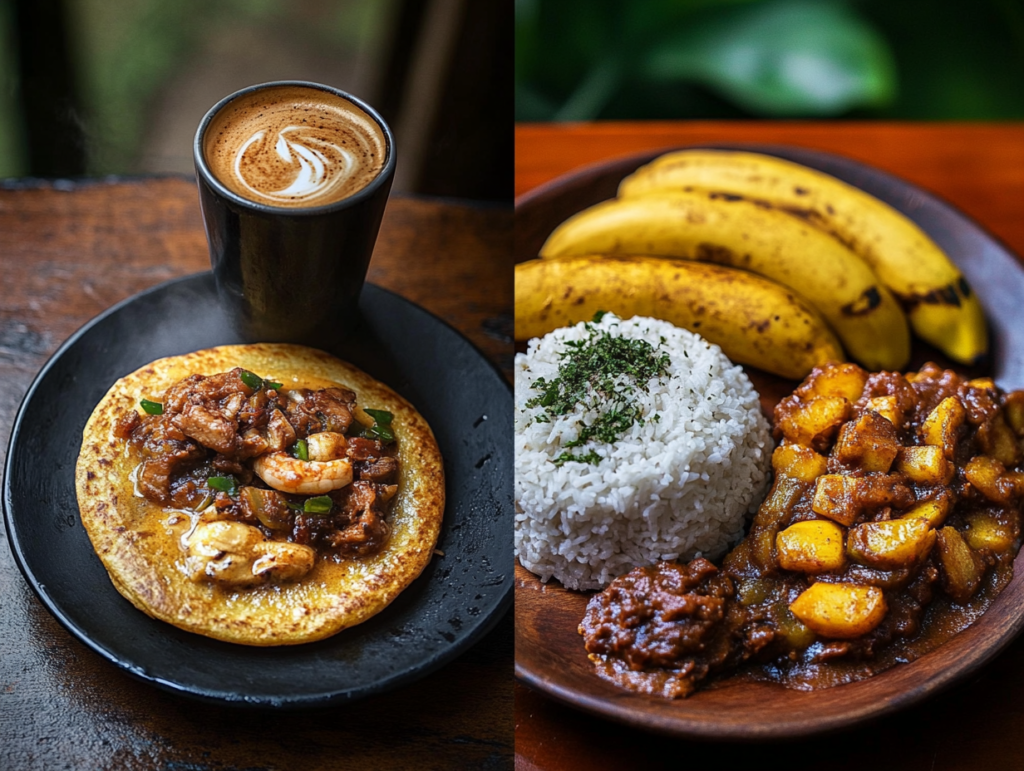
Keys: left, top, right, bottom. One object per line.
{"left": 580, "top": 362, "right": 1024, "bottom": 697}
{"left": 116, "top": 368, "right": 398, "bottom": 560}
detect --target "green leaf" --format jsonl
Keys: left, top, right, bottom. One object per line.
{"left": 364, "top": 409, "right": 393, "bottom": 426}
{"left": 139, "top": 398, "right": 163, "bottom": 415}
{"left": 239, "top": 370, "right": 263, "bottom": 390}
{"left": 360, "top": 409, "right": 396, "bottom": 443}
{"left": 642, "top": 0, "right": 896, "bottom": 116}
{"left": 207, "top": 475, "right": 238, "bottom": 497}
{"left": 303, "top": 495, "right": 333, "bottom": 514}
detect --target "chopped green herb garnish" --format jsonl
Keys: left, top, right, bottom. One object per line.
{"left": 361, "top": 409, "right": 395, "bottom": 443}
{"left": 293, "top": 438, "right": 309, "bottom": 461}
{"left": 553, "top": 449, "right": 602, "bottom": 467}
{"left": 304, "top": 495, "right": 333, "bottom": 514}
{"left": 241, "top": 370, "right": 283, "bottom": 392}
{"left": 364, "top": 409, "right": 393, "bottom": 425}
{"left": 207, "top": 475, "right": 238, "bottom": 497}
{"left": 239, "top": 370, "right": 263, "bottom": 390}
{"left": 140, "top": 398, "right": 163, "bottom": 415}
{"left": 592, "top": 310, "right": 608, "bottom": 323}
{"left": 527, "top": 321, "right": 670, "bottom": 467}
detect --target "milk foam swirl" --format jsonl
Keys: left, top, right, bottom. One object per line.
{"left": 202, "top": 85, "right": 387, "bottom": 208}
{"left": 234, "top": 127, "right": 357, "bottom": 205}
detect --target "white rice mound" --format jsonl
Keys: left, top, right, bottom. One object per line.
{"left": 515, "top": 314, "right": 773, "bottom": 591}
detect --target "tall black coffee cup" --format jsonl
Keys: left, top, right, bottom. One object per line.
{"left": 193, "top": 81, "right": 395, "bottom": 347}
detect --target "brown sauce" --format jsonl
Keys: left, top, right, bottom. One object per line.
{"left": 580, "top": 362, "right": 1024, "bottom": 696}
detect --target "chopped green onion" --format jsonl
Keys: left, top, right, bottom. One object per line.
{"left": 362, "top": 409, "right": 396, "bottom": 443}
{"left": 292, "top": 439, "right": 309, "bottom": 461}
{"left": 364, "top": 409, "right": 393, "bottom": 425}
{"left": 241, "top": 370, "right": 282, "bottom": 391}
{"left": 207, "top": 475, "right": 238, "bottom": 497}
{"left": 303, "top": 495, "right": 333, "bottom": 514}
{"left": 140, "top": 399, "right": 163, "bottom": 415}
{"left": 370, "top": 424, "right": 395, "bottom": 443}
{"left": 193, "top": 494, "right": 214, "bottom": 513}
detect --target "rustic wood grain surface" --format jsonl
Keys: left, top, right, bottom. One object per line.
{"left": 0, "top": 176, "right": 512, "bottom": 771}
{"left": 514, "top": 122, "right": 1024, "bottom": 771}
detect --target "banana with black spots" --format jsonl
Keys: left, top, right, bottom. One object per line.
{"left": 539, "top": 191, "right": 910, "bottom": 371}
{"left": 618, "top": 149, "right": 986, "bottom": 365}
{"left": 516, "top": 255, "right": 843, "bottom": 380}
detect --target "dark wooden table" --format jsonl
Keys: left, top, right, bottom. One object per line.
{"left": 515, "top": 122, "right": 1024, "bottom": 771}
{"left": 0, "top": 177, "right": 512, "bottom": 770}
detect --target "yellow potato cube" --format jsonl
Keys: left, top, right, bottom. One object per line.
{"left": 772, "top": 443, "right": 828, "bottom": 483}
{"left": 936, "top": 527, "right": 985, "bottom": 603}
{"left": 920, "top": 396, "right": 965, "bottom": 459}
{"left": 789, "top": 582, "right": 887, "bottom": 639}
{"left": 805, "top": 363, "right": 868, "bottom": 402}
{"left": 811, "top": 475, "right": 859, "bottom": 526}
{"left": 968, "top": 377, "right": 996, "bottom": 390}
{"left": 1003, "top": 470, "right": 1024, "bottom": 497}
{"left": 982, "top": 415, "right": 1020, "bottom": 467}
{"left": 846, "top": 518, "right": 936, "bottom": 569}
{"left": 963, "top": 511, "right": 1017, "bottom": 553}
{"left": 965, "top": 455, "right": 1008, "bottom": 504}
{"left": 776, "top": 520, "right": 846, "bottom": 573}
{"left": 1004, "top": 391, "right": 1024, "bottom": 435}
{"left": 900, "top": 491, "right": 952, "bottom": 528}
{"left": 778, "top": 397, "right": 851, "bottom": 447}
{"left": 834, "top": 411, "right": 900, "bottom": 473}
{"left": 866, "top": 396, "right": 901, "bottom": 428}
{"left": 895, "top": 446, "right": 953, "bottom": 485}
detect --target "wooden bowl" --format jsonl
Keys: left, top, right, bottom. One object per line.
{"left": 514, "top": 144, "right": 1024, "bottom": 739}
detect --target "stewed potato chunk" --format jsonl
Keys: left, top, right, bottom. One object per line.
{"left": 847, "top": 518, "right": 936, "bottom": 569}
{"left": 772, "top": 443, "right": 828, "bottom": 483}
{"left": 936, "top": 527, "right": 985, "bottom": 603}
{"left": 920, "top": 396, "right": 965, "bottom": 459}
{"left": 776, "top": 520, "right": 846, "bottom": 573}
{"left": 895, "top": 446, "right": 953, "bottom": 485}
{"left": 789, "top": 582, "right": 887, "bottom": 639}
{"left": 834, "top": 411, "right": 901, "bottom": 472}
{"left": 777, "top": 396, "right": 851, "bottom": 449}
{"left": 582, "top": 361, "right": 1024, "bottom": 700}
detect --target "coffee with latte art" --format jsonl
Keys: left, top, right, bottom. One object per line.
{"left": 203, "top": 85, "right": 387, "bottom": 208}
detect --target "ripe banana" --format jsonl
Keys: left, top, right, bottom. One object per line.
{"left": 619, "top": 149, "right": 987, "bottom": 365}
{"left": 516, "top": 255, "right": 843, "bottom": 379}
{"left": 539, "top": 191, "right": 910, "bottom": 371}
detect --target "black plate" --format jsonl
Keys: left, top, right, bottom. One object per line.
{"left": 3, "top": 273, "right": 512, "bottom": 708}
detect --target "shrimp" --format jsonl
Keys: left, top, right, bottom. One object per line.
{"left": 183, "top": 520, "right": 315, "bottom": 586}
{"left": 252, "top": 450, "right": 353, "bottom": 494}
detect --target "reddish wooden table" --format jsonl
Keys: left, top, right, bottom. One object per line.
{"left": 0, "top": 177, "right": 512, "bottom": 770}
{"left": 515, "top": 122, "right": 1024, "bottom": 771}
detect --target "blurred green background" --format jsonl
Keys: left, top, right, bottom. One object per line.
{"left": 0, "top": 0, "right": 390, "bottom": 178}
{"left": 516, "top": 0, "right": 1024, "bottom": 122}
{"left": 0, "top": 0, "right": 512, "bottom": 201}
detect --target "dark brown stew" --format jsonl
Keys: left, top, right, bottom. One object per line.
{"left": 116, "top": 367, "right": 399, "bottom": 564}
{"left": 580, "top": 362, "right": 1024, "bottom": 697}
